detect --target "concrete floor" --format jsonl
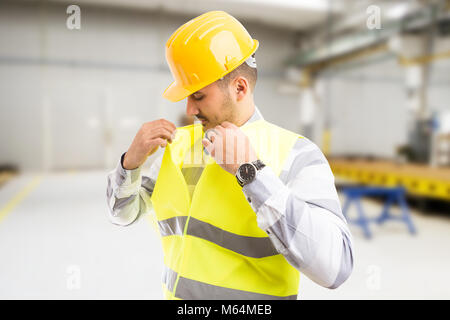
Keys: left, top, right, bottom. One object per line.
{"left": 0, "top": 171, "right": 449, "bottom": 299}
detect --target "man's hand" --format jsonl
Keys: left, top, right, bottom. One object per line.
{"left": 202, "top": 121, "right": 257, "bottom": 175}
{"left": 123, "top": 119, "right": 177, "bottom": 170}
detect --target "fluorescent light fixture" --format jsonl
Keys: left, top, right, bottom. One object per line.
{"left": 386, "top": 2, "right": 411, "bottom": 19}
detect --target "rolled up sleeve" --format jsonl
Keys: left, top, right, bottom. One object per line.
{"left": 106, "top": 152, "right": 162, "bottom": 227}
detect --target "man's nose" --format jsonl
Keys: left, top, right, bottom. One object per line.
{"left": 186, "top": 98, "right": 199, "bottom": 117}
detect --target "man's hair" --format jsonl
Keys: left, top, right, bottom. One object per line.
{"left": 218, "top": 60, "right": 257, "bottom": 93}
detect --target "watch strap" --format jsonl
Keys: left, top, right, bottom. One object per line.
{"left": 252, "top": 159, "right": 266, "bottom": 170}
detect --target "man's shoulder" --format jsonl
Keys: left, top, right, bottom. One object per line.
{"left": 262, "top": 120, "right": 308, "bottom": 141}
{"left": 262, "top": 121, "right": 326, "bottom": 157}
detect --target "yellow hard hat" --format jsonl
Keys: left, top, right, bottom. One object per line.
{"left": 163, "top": 11, "right": 259, "bottom": 102}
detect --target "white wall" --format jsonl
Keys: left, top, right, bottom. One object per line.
{"left": 316, "top": 49, "right": 450, "bottom": 159}
{"left": 0, "top": 1, "right": 300, "bottom": 172}
{"left": 428, "top": 57, "right": 450, "bottom": 116}
{"left": 313, "top": 55, "right": 407, "bottom": 158}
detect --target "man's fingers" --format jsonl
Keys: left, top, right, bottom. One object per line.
{"left": 221, "top": 121, "right": 234, "bottom": 128}
{"left": 158, "top": 119, "right": 177, "bottom": 131}
{"left": 202, "top": 138, "right": 214, "bottom": 156}
{"left": 153, "top": 138, "right": 168, "bottom": 148}
{"left": 145, "top": 119, "right": 176, "bottom": 132}
{"left": 149, "top": 127, "right": 174, "bottom": 143}
{"left": 159, "top": 122, "right": 177, "bottom": 137}
{"left": 202, "top": 138, "right": 210, "bottom": 148}
{"left": 205, "top": 128, "right": 219, "bottom": 143}
{"left": 205, "top": 128, "right": 216, "bottom": 140}
{"left": 214, "top": 124, "right": 225, "bottom": 135}
{"left": 162, "top": 122, "right": 177, "bottom": 141}
{"left": 152, "top": 119, "right": 177, "bottom": 141}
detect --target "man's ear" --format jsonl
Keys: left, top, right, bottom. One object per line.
{"left": 234, "top": 76, "right": 248, "bottom": 101}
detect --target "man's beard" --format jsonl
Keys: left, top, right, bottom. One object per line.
{"left": 201, "top": 93, "right": 235, "bottom": 130}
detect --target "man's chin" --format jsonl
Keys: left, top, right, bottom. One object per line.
{"left": 202, "top": 122, "right": 213, "bottom": 130}
{"left": 199, "top": 119, "right": 219, "bottom": 131}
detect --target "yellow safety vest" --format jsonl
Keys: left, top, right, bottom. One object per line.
{"left": 151, "top": 119, "right": 301, "bottom": 299}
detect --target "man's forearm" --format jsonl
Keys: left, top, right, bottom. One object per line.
{"left": 242, "top": 140, "right": 354, "bottom": 289}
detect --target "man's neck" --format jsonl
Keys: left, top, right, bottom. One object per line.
{"left": 235, "top": 101, "right": 255, "bottom": 128}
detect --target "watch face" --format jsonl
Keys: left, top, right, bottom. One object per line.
{"left": 238, "top": 163, "right": 256, "bottom": 182}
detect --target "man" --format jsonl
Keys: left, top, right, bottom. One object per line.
{"left": 106, "top": 11, "right": 353, "bottom": 300}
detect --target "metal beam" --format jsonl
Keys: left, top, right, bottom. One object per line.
{"left": 286, "top": 2, "right": 446, "bottom": 68}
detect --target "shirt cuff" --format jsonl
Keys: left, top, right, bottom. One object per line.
{"left": 242, "top": 166, "right": 285, "bottom": 213}
{"left": 116, "top": 152, "right": 142, "bottom": 186}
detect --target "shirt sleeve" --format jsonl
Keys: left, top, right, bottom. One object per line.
{"left": 242, "top": 138, "right": 354, "bottom": 289}
{"left": 106, "top": 152, "right": 163, "bottom": 226}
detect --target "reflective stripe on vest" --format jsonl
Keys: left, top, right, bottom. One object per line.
{"left": 158, "top": 216, "right": 279, "bottom": 258}
{"left": 162, "top": 265, "right": 297, "bottom": 300}
{"left": 151, "top": 119, "right": 302, "bottom": 299}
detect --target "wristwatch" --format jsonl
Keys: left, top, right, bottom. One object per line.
{"left": 236, "top": 160, "right": 266, "bottom": 187}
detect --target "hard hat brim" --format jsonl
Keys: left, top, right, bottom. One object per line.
{"left": 163, "top": 39, "right": 259, "bottom": 103}
{"left": 162, "top": 81, "right": 193, "bottom": 103}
